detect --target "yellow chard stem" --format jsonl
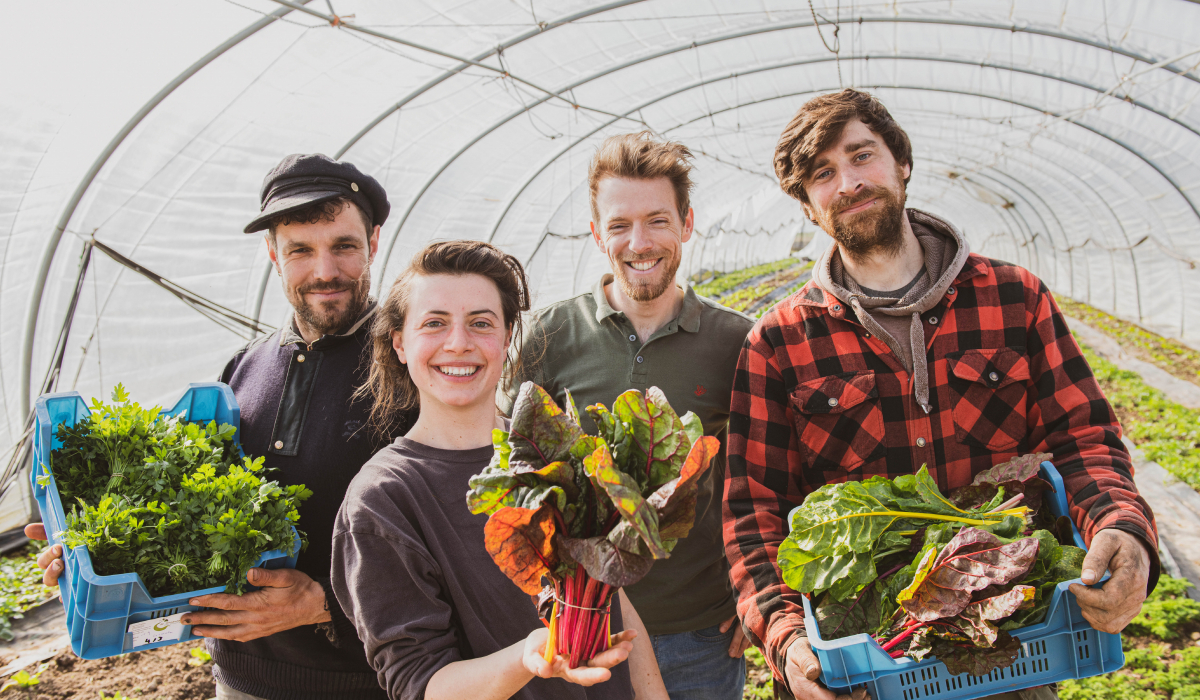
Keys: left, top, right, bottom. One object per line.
{"left": 544, "top": 599, "right": 559, "bottom": 662}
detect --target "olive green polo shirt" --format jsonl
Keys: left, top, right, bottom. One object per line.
{"left": 500, "top": 274, "right": 753, "bottom": 635}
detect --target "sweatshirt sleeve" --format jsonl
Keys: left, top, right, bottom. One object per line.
{"left": 331, "top": 526, "right": 463, "bottom": 700}
{"left": 1023, "top": 277, "right": 1159, "bottom": 590}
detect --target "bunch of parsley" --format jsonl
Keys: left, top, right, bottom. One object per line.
{"left": 43, "top": 385, "right": 310, "bottom": 596}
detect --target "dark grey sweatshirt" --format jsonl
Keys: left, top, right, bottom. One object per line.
{"left": 331, "top": 438, "right": 634, "bottom": 700}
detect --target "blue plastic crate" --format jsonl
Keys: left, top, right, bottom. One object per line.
{"left": 799, "top": 462, "right": 1124, "bottom": 699}
{"left": 31, "top": 382, "right": 300, "bottom": 659}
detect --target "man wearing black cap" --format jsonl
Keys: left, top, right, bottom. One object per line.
{"left": 185, "top": 153, "right": 411, "bottom": 700}
{"left": 27, "top": 155, "right": 409, "bottom": 697}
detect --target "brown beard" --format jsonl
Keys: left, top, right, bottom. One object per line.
{"left": 289, "top": 268, "right": 372, "bottom": 336}
{"left": 614, "top": 248, "right": 681, "bottom": 302}
{"left": 816, "top": 178, "right": 907, "bottom": 263}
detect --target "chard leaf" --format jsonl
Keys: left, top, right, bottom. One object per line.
{"left": 607, "top": 435, "right": 718, "bottom": 555}
{"left": 509, "top": 382, "right": 584, "bottom": 468}
{"left": 952, "top": 585, "right": 1035, "bottom": 646}
{"left": 649, "top": 435, "right": 720, "bottom": 540}
{"left": 899, "top": 528, "right": 1040, "bottom": 622}
{"left": 680, "top": 412, "right": 704, "bottom": 449}
{"left": 563, "top": 389, "right": 582, "bottom": 426}
{"left": 780, "top": 540, "right": 874, "bottom": 599}
{"left": 482, "top": 504, "right": 559, "bottom": 595}
{"left": 611, "top": 388, "right": 688, "bottom": 491}
{"left": 928, "top": 631, "right": 1023, "bottom": 677}
{"left": 584, "top": 444, "right": 666, "bottom": 558}
{"left": 815, "top": 586, "right": 882, "bottom": 639}
{"left": 970, "top": 453, "right": 1051, "bottom": 486}
{"left": 561, "top": 535, "right": 654, "bottom": 587}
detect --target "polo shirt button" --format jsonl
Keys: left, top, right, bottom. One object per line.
{"left": 916, "top": 437, "right": 926, "bottom": 447}
{"left": 297, "top": 354, "right": 305, "bottom": 362}
{"left": 274, "top": 440, "right": 284, "bottom": 450}
{"left": 928, "top": 316, "right": 938, "bottom": 325}
{"left": 636, "top": 356, "right": 644, "bottom": 363}
{"left": 629, "top": 334, "right": 637, "bottom": 341}
{"left": 827, "top": 397, "right": 838, "bottom": 407}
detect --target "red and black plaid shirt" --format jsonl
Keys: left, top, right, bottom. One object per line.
{"left": 723, "top": 252, "right": 1158, "bottom": 681}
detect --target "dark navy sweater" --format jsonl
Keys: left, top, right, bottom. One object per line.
{"left": 210, "top": 305, "right": 413, "bottom": 700}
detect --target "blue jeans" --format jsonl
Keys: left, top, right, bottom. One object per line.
{"left": 651, "top": 624, "right": 747, "bottom": 700}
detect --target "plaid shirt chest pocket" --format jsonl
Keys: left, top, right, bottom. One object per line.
{"left": 788, "top": 370, "right": 885, "bottom": 473}
{"left": 946, "top": 347, "right": 1031, "bottom": 451}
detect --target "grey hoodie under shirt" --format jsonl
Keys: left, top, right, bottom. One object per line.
{"left": 813, "top": 209, "right": 971, "bottom": 413}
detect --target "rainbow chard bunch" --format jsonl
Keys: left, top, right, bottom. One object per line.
{"left": 782, "top": 453, "right": 1088, "bottom": 677}
{"left": 467, "top": 382, "right": 719, "bottom": 668}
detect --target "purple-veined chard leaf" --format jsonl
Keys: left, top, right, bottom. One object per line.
{"left": 508, "top": 382, "right": 585, "bottom": 467}
{"left": 607, "top": 435, "right": 718, "bottom": 555}
{"left": 931, "top": 631, "right": 1023, "bottom": 677}
{"left": 952, "top": 585, "right": 1035, "bottom": 646}
{"left": 612, "top": 387, "right": 688, "bottom": 491}
{"left": 584, "top": 443, "right": 666, "bottom": 558}
{"left": 972, "top": 453, "right": 1051, "bottom": 486}
{"left": 561, "top": 535, "right": 654, "bottom": 587}
{"left": 483, "top": 504, "right": 560, "bottom": 595}
{"left": 898, "top": 528, "right": 1040, "bottom": 622}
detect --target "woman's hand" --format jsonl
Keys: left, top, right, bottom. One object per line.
{"left": 521, "top": 626, "right": 636, "bottom": 686}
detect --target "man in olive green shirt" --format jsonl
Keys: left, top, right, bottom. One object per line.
{"left": 502, "top": 133, "right": 754, "bottom": 700}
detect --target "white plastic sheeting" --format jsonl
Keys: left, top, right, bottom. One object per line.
{"left": 3, "top": 0, "right": 1200, "bottom": 461}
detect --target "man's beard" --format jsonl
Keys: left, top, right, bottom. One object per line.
{"left": 614, "top": 248, "right": 681, "bottom": 302}
{"left": 289, "top": 269, "right": 372, "bottom": 336}
{"left": 816, "top": 178, "right": 907, "bottom": 263}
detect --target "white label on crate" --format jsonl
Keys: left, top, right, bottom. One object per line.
{"left": 127, "top": 613, "right": 186, "bottom": 646}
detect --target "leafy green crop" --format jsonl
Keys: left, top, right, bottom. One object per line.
{"left": 44, "top": 385, "right": 311, "bottom": 596}
{"left": 1080, "top": 341, "right": 1200, "bottom": 493}
{"left": 790, "top": 454, "right": 1088, "bottom": 677}
{"left": 0, "top": 549, "right": 53, "bottom": 641}
{"left": 467, "top": 382, "right": 720, "bottom": 668}
{"left": 1124, "top": 576, "right": 1200, "bottom": 640}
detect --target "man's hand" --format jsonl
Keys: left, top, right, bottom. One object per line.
{"left": 182, "top": 568, "right": 331, "bottom": 642}
{"left": 785, "top": 638, "right": 869, "bottom": 700}
{"left": 719, "top": 614, "right": 752, "bottom": 658}
{"left": 24, "top": 524, "right": 64, "bottom": 588}
{"left": 522, "top": 627, "right": 636, "bottom": 686}
{"left": 1069, "top": 528, "right": 1153, "bottom": 634}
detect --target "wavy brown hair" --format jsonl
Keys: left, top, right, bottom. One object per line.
{"left": 357, "top": 240, "right": 531, "bottom": 435}
{"left": 774, "top": 88, "right": 912, "bottom": 205}
{"left": 588, "top": 131, "right": 694, "bottom": 224}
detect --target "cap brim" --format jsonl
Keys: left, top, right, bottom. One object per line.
{"left": 243, "top": 190, "right": 345, "bottom": 233}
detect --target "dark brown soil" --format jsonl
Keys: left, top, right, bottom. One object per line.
{"left": 16, "top": 641, "right": 214, "bottom": 700}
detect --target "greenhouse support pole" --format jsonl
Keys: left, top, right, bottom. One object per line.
{"left": 18, "top": 1, "right": 311, "bottom": 419}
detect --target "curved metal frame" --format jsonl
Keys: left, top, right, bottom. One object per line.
{"left": 38, "top": 4, "right": 1200, "bottom": 411}
{"left": 484, "top": 72, "right": 1200, "bottom": 271}
{"left": 357, "top": 19, "right": 1200, "bottom": 278}
{"left": 19, "top": 0, "right": 313, "bottom": 418}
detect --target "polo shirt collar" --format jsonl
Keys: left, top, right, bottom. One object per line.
{"left": 590, "top": 274, "right": 702, "bottom": 333}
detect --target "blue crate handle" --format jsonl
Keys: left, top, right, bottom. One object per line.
{"left": 1038, "top": 460, "right": 1087, "bottom": 550}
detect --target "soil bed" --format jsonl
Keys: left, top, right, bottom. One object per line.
{"left": 15, "top": 641, "right": 214, "bottom": 700}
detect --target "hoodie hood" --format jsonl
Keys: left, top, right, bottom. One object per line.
{"left": 813, "top": 209, "right": 971, "bottom": 412}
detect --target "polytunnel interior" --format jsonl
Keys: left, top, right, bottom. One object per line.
{"left": 4, "top": 0, "right": 1200, "bottom": 480}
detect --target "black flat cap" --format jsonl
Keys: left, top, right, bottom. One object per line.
{"left": 243, "top": 153, "right": 390, "bottom": 234}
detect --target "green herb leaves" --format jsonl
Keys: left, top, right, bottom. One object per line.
{"left": 49, "top": 385, "right": 309, "bottom": 597}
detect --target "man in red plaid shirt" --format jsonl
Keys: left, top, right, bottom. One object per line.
{"left": 723, "top": 89, "right": 1159, "bottom": 700}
